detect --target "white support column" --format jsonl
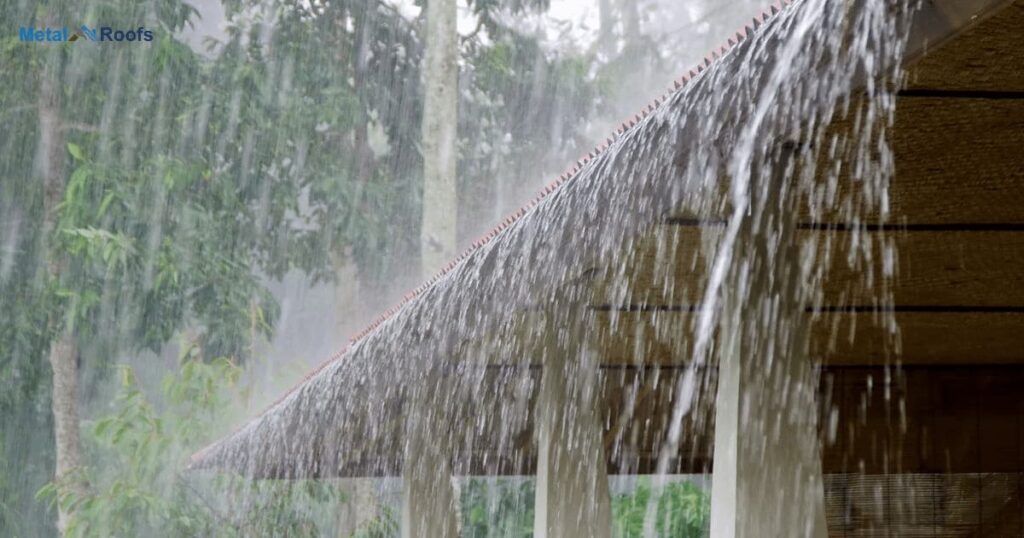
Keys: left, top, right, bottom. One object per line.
{"left": 533, "top": 320, "right": 612, "bottom": 538}
{"left": 401, "top": 375, "right": 460, "bottom": 538}
{"left": 709, "top": 147, "right": 829, "bottom": 538}
{"left": 336, "top": 478, "right": 378, "bottom": 537}
{"left": 708, "top": 304, "right": 828, "bottom": 538}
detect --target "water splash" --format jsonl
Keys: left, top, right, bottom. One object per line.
{"left": 193, "top": 0, "right": 918, "bottom": 535}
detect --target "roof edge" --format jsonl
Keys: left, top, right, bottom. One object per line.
{"left": 189, "top": 0, "right": 798, "bottom": 469}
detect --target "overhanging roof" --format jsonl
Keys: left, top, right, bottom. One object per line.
{"left": 191, "top": 0, "right": 1024, "bottom": 479}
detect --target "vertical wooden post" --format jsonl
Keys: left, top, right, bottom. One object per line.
{"left": 533, "top": 316, "right": 612, "bottom": 538}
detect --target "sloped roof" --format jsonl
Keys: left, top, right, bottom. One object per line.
{"left": 190, "top": 0, "right": 1016, "bottom": 477}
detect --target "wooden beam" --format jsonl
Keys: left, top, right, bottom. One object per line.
{"left": 823, "top": 366, "right": 1024, "bottom": 475}
{"left": 666, "top": 95, "right": 1024, "bottom": 225}
{"left": 818, "top": 310, "right": 1024, "bottom": 365}
{"left": 596, "top": 225, "right": 1024, "bottom": 308}
{"left": 589, "top": 310, "right": 1024, "bottom": 366}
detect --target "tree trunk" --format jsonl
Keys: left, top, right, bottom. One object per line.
{"left": 38, "top": 41, "right": 82, "bottom": 536}
{"left": 420, "top": 0, "right": 459, "bottom": 276}
{"left": 47, "top": 333, "right": 81, "bottom": 533}
{"left": 405, "top": 1, "right": 460, "bottom": 535}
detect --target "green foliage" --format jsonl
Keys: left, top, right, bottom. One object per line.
{"left": 457, "top": 476, "right": 709, "bottom": 538}
{"left": 209, "top": 0, "right": 427, "bottom": 293}
{"left": 351, "top": 506, "right": 399, "bottom": 538}
{"left": 612, "top": 478, "right": 711, "bottom": 538}
{"left": 53, "top": 144, "right": 281, "bottom": 359}
{"left": 37, "top": 355, "right": 352, "bottom": 537}
{"left": 0, "top": 0, "right": 606, "bottom": 533}
{"left": 457, "top": 25, "right": 598, "bottom": 245}
{"left": 460, "top": 477, "right": 535, "bottom": 538}
{"left": 1, "top": 2, "right": 214, "bottom": 531}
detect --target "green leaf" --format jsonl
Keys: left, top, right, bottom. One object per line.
{"left": 67, "top": 142, "right": 85, "bottom": 161}
{"left": 35, "top": 481, "right": 57, "bottom": 502}
{"left": 97, "top": 192, "right": 116, "bottom": 218}
{"left": 94, "top": 417, "right": 115, "bottom": 438}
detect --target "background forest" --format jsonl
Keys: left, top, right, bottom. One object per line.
{"left": 0, "top": 0, "right": 764, "bottom": 535}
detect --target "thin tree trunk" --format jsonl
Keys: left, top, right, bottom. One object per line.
{"left": 420, "top": 0, "right": 458, "bottom": 276}
{"left": 47, "top": 333, "right": 81, "bottom": 531}
{"left": 38, "top": 41, "right": 82, "bottom": 535}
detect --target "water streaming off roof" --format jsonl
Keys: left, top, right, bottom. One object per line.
{"left": 4, "top": 0, "right": 1024, "bottom": 536}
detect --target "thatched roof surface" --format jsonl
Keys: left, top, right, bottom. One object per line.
{"left": 190, "top": 0, "right": 1018, "bottom": 478}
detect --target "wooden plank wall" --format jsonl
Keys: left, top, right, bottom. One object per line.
{"left": 822, "top": 366, "right": 1024, "bottom": 537}
{"left": 587, "top": 0, "right": 1024, "bottom": 368}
